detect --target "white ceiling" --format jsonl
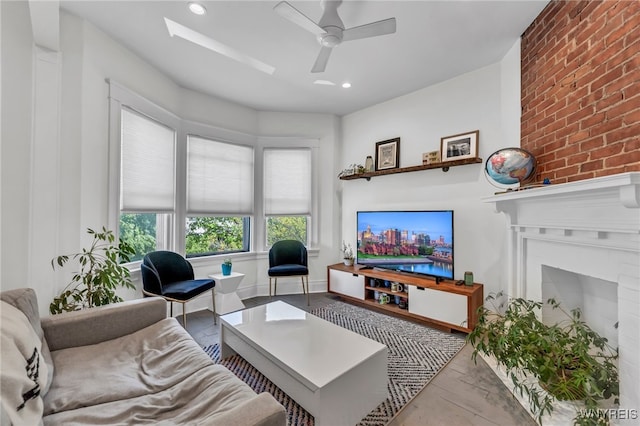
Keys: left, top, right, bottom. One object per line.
{"left": 59, "top": 0, "right": 549, "bottom": 116}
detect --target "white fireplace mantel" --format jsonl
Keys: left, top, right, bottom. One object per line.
{"left": 483, "top": 172, "right": 640, "bottom": 420}
{"left": 485, "top": 172, "right": 640, "bottom": 228}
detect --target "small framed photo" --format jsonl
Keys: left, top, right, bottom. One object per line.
{"left": 440, "top": 130, "right": 479, "bottom": 162}
{"left": 375, "top": 137, "right": 400, "bottom": 171}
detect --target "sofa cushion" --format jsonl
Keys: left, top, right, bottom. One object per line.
{"left": 43, "top": 363, "right": 260, "bottom": 425}
{"left": 43, "top": 317, "right": 216, "bottom": 415}
{"left": 1, "top": 288, "right": 54, "bottom": 394}
{"left": 43, "top": 316, "right": 279, "bottom": 424}
{"left": 1, "top": 300, "right": 50, "bottom": 425}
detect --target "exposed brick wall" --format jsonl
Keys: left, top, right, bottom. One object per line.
{"left": 521, "top": 0, "right": 640, "bottom": 183}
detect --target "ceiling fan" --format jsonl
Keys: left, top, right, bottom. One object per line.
{"left": 274, "top": 0, "right": 397, "bottom": 73}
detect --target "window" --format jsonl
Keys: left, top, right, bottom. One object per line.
{"left": 263, "top": 148, "right": 311, "bottom": 246}
{"left": 185, "top": 136, "right": 253, "bottom": 257}
{"left": 185, "top": 217, "right": 250, "bottom": 257}
{"left": 110, "top": 82, "right": 317, "bottom": 261}
{"left": 120, "top": 213, "right": 158, "bottom": 262}
{"left": 265, "top": 216, "right": 307, "bottom": 247}
{"left": 118, "top": 108, "right": 175, "bottom": 261}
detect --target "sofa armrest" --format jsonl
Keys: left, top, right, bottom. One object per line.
{"left": 41, "top": 297, "right": 167, "bottom": 351}
{"left": 202, "top": 392, "right": 286, "bottom": 426}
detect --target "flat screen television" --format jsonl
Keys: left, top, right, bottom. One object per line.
{"left": 356, "top": 210, "right": 454, "bottom": 281}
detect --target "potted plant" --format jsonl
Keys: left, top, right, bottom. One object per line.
{"left": 342, "top": 241, "right": 355, "bottom": 266}
{"left": 467, "top": 292, "right": 619, "bottom": 425}
{"left": 50, "top": 227, "right": 135, "bottom": 314}
{"left": 222, "top": 258, "right": 232, "bottom": 276}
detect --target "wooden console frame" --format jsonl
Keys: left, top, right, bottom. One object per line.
{"left": 327, "top": 263, "right": 483, "bottom": 333}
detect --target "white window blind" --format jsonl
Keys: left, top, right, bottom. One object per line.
{"left": 187, "top": 136, "right": 254, "bottom": 215}
{"left": 264, "top": 148, "right": 311, "bottom": 215}
{"left": 120, "top": 108, "right": 176, "bottom": 212}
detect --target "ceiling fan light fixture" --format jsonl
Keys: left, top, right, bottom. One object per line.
{"left": 188, "top": 2, "right": 207, "bottom": 16}
{"left": 317, "top": 26, "right": 343, "bottom": 48}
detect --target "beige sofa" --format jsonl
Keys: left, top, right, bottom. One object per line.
{"left": 0, "top": 288, "right": 286, "bottom": 425}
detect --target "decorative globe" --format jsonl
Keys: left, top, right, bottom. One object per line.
{"left": 485, "top": 148, "right": 536, "bottom": 188}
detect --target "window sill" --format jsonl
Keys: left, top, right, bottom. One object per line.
{"left": 126, "top": 248, "right": 320, "bottom": 273}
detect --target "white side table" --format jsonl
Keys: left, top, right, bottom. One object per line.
{"left": 208, "top": 272, "right": 246, "bottom": 315}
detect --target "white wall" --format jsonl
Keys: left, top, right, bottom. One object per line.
{"left": 340, "top": 46, "right": 521, "bottom": 295}
{"left": 1, "top": 1, "right": 35, "bottom": 295}
{"left": 2, "top": 2, "right": 521, "bottom": 314}
{"left": 1, "top": 7, "right": 341, "bottom": 316}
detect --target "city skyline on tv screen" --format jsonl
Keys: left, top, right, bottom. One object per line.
{"left": 357, "top": 211, "right": 453, "bottom": 245}
{"left": 356, "top": 210, "right": 454, "bottom": 279}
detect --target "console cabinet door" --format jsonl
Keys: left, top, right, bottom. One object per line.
{"left": 408, "top": 286, "right": 468, "bottom": 328}
{"left": 329, "top": 269, "right": 365, "bottom": 300}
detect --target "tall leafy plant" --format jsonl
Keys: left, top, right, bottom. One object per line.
{"left": 467, "top": 292, "right": 618, "bottom": 425}
{"left": 50, "top": 227, "right": 135, "bottom": 314}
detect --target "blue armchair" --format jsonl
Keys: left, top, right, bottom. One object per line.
{"left": 141, "top": 251, "right": 216, "bottom": 327}
{"left": 268, "top": 240, "right": 309, "bottom": 305}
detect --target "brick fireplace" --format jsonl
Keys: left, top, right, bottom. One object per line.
{"left": 485, "top": 172, "right": 640, "bottom": 422}
{"left": 520, "top": 0, "right": 640, "bottom": 183}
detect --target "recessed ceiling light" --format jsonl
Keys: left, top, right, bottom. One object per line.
{"left": 188, "top": 2, "right": 207, "bottom": 15}
{"left": 342, "top": 82, "right": 352, "bottom": 89}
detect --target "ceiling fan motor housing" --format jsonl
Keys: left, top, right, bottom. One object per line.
{"left": 318, "top": 26, "right": 343, "bottom": 47}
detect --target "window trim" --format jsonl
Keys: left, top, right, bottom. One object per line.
{"left": 108, "top": 81, "right": 181, "bottom": 253}
{"left": 108, "top": 80, "right": 319, "bottom": 265}
{"left": 257, "top": 137, "right": 319, "bottom": 252}
{"left": 177, "top": 120, "right": 257, "bottom": 254}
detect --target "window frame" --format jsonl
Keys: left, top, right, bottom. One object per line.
{"left": 108, "top": 81, "right": 319, "bottom": 267}
{"left": 108, "top": 82, "right": 181, "bottom": 259}
{"left": 257, "top": 137, "right": 319, "bottom": 252}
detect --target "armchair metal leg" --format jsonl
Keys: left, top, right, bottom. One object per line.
{"left": 211, "top": 288, "right": 217, "bottom": 325}
{"left": 181, "top": 301, "right": 187, "bottom": 328}
{"left": 303, "top": 276, "right": 309, "bottom": 306}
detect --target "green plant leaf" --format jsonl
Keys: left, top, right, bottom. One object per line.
{"left": 467, "top": 292, "right": 618, "bottom": 425}
{"left": 50, "top": 227, "right": 135, "bottom": 314}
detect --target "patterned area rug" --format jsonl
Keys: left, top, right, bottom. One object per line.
{"left": 203, "top": 301, "right": 465, "bottom": 426}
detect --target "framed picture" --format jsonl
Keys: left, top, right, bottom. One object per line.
{"left": 375, "top": 137, "right": 400, "bottom": 171}
{"left": 440, "top": 130, "right": 479, "bottom": 162}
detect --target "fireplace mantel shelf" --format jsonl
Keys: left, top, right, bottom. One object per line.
{"left": 483, "top": 172, "right": 640, "bottom": 208}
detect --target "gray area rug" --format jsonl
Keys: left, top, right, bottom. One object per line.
{"left": 203, "top": 300, "right": 465, "bottom": 426}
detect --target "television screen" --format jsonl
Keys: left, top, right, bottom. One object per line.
{"left": 356, "top": 210, "right": 454, "bottom": 280}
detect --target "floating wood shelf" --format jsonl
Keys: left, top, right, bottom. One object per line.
{"left": 339, "top": 157, "right": 483, "bottom": 181}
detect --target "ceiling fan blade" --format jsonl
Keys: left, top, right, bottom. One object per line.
{"left": 342, "top": 17, "right": 396, "bottom": 42}
{"left": 311, "top": 46, "right": 332, "bottom": 73}
{"left": 274, "top": 1, "right": 326, "bottom": 37}
{"left": 164, "top": 18, "right": 275, "bottom": 75}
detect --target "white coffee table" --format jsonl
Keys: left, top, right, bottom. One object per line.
{"left": 220, "top": 301, "right": 387, "bottom": 426}
{"left": 208, "top": 272, "right": 246, "bottom": 315}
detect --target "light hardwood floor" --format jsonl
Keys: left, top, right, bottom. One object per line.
{"left": 185, "top": 292, "right": 536, "bottom": 426}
